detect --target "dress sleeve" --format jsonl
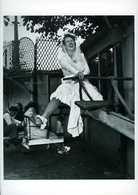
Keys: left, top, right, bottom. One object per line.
{"left": 58, "top": 56, "right": 78, "bottom": 75}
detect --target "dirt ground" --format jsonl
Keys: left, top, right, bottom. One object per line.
{"left": 3, "top": 137, "right": 126, "bottom": 180}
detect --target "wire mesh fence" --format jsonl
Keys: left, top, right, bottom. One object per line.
{"left": 19, "top": 37, "right": 34, "bottom": 71}
{"left": 36, "top": 38, "right": 61, "bottom": 71}
{"left": 3, "top": 37, "right": 61, "bottom": 72}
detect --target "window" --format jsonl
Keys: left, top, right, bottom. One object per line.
{"left": 88, "top": 43, "right": 127, "bottom": 116}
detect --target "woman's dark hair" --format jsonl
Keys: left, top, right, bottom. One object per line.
{"left": 9, "top": 106, "right": 18, "bottom": 112}
{"left": 24, "top": 102, "right": 38, "bottom": 113}
{"left": 62, "top": 33, "right": 76, "bottom": 45}
{"left": 15, "top": 102, "right": 23, "bottom": 111}
{"left": 9, "top": 106, "right": 18, "bottom": 116}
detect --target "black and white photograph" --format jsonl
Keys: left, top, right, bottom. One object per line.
{"left": 1, "top": 0, "right": 138, "bottom": 194}
{"left": 3, "top": 15, "right": 135, "bottom": 181}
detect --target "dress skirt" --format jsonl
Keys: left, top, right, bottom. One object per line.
{"left": 50, "top": 78, "right": 103, "bottom": 137}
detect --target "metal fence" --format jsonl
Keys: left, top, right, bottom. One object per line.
{"left": 19, "top": 37, "right": 34, "bottom": 70}
{"left": 3, "top": 37, "right": 61, "bottom": 71}
{"left": 36, "top": 38, "right": 61, "bottom": 71}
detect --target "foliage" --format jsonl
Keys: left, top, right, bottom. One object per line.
{"left": 4, "top": 16, "right": 134, "bottom": 40}
{"left": 21, "top": 16, "right": 106, "bottom": 40}
{"left": 3, "top": 16, "right": 10, "bottom": 26}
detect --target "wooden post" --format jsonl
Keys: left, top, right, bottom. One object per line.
{"left": 32, "top": 40, "right": 38, "bottom": 111}
{"left": 12, "top": 16, "right": 20, "bottom": 69}
{"left": 119, "top": 134, "right": 128, "bottom": 177}
{"left": 47, "top": 74, "right": 50, "bottom": 102}
{"left": 47, "top": 74, "right": 51, "bottom": 138}
{"left": 4, "top": 49, "right": 7, "bottom": 68}
{"left": 113, "top": 46, "right": 119, "bottom": 112}
{"left": 97, "top": 54, "right": 101, "bottom": 91}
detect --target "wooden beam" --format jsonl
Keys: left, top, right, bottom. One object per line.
{"left": 86, "top": 110, "right": 134, "bottom": 140}
{"left": 28, "top": 137, "right": 64, "bottom": 146}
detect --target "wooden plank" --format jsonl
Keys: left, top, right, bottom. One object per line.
{"left": 110, "top": 112, "right": 134, "bottom": 124}
{"left": 28, "top": 137, "right": 64, "bottom": 146}
{"left": 75, "top": 100, "right": 111, "bottom": 111}
{"left": 86, "top": 110, "right": 134, "bottom": 140}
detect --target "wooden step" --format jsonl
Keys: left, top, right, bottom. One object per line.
{"left": 28, "top": 131, "right": 64, "bottom": 146}
{"left": 28, "top": 137, "right": 64, "bottom": 146}
{"left": 75, "top": 100, "right": 112, "bottom": 111}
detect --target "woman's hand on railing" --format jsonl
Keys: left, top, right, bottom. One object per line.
{"left": 76, "top": 72, "right": 84, "bottom": 81}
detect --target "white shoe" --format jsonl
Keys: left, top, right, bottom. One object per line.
{"left": 45, "top": 144, "right": 50, "bottom": 150}
{"left": 21, "top": 142, "right": 30, "bottom": 150}
{"left": 36, "top": 115, "right": 47, "bottom": 130}
{"left": 64, "top": 146, "right": 71, "bottom": 152}
{"left": 21, "top": 138, "right": 30, "bottom": 150}
{"left": 57, "top": 146, "right": 71, "bottom": 154}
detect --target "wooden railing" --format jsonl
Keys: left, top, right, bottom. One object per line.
{"left": 63, "top": 75, "right": 134, "bottom": 120}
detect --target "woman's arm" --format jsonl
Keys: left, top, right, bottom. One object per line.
{"left": 59, "top": 58, "right": 79, "bottom": 75}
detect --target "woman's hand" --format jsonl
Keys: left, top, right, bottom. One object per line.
{"left": 76, "top": 72, "right": 84, "bottom": 81}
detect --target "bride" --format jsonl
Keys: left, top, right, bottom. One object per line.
{"left": 37, "top": 32, "right": 103, "bottom": 138}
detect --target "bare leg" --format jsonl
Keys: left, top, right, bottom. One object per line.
{"left": 42, "top": 98, "right": 61, "bottom": 119}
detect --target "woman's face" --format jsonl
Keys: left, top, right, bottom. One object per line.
{"left": 64, "top": 37, "right": 76, "bottom": 52}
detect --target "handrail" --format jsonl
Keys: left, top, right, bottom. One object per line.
{"left": 63, "top": 74, "right": 134, "bottom": 120}
{"left": 63, "top": 75, "right": 133, "bottom": 81}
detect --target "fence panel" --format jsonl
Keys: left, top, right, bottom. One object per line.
{"left": 36, "top": 39, "right": 61, "bottom": 71}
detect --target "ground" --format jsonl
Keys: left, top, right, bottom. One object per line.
{"left": 4, "top": 138, "right": 126, "bottom": 180}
